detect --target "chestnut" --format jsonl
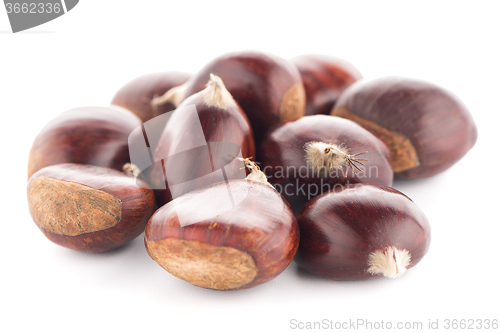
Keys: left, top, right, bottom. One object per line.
{"left": 111, "top": 71, "right": 190, "bottom": 123}
{"left": 331, "top": 77, "right": 478, "bottom": 178}
{"left": 144, "top": 160, "right": 299, "bottom": 290}
{"left": 148, "top": 74, "right": 255, "bottom": 207}
{"left": 291, "top": 54, "right": 362, "bottom": 116}
{"left": 28, "top": 106, "right": 141, "bottom": 179}
{"left": 27, "top": 163, "right": 156, "bottom": 253}
{"left": 259, "top": 115, "right": 393, "bottom": 215}
{"left": 156, "top": 50, "right": 306, "bottom": 145}
{"left": 295, "top": 183, "right": 431, "bottom": 280}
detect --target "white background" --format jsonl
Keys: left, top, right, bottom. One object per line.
{"left": 1, "top": 1, "right": 499, "bottom": 332}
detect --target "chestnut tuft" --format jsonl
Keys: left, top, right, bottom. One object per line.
{"left": 259, "top": 115, "right": 393, "bottom": 214}
{"left": 155, "top": 51, "right": 306, "bottom": 145}
{"left": 28, "top": 106, "right": 141, "bottom": 179}
{"left": 27, "top": 163, "right": 156, "bottom": 253}
{"left": 295, "top": 183, "right": 431, "bottom": 280}
{"left": 144, "top": 160, "right": 299, "bottom": 290}
{"left": 291, "top": 54, "right": 362, "bottom": 116}
{"left": 111, "top": 71, "right": 190, "bottom": 123}
{"left": 331, "top": 77, "right": 478, "bottom": 178}
{"left": 148, "top": 74, "right": 255, "bottom": 207}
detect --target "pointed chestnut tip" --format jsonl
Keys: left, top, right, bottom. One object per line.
{"left": 367, "top": 246, "right": 411, "bottom": 278}
{"left": 237, "top": 157, "right": 274, "bottom": 188}
{"left": 304, "top": 141, "right": 367, "bottom": 177}
{"left": 151, "top": 81, "right": 189, "bottom": 109}
{"left": 122, "top": 163, "right": 141, "bottom": 178}
{"left": 203, "top": 73, "right": 236, "bottom": 110}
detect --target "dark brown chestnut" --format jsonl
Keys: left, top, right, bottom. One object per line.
{"left": 295, "top": 183, "right": 431, "bottom": 280}
{"left": 331, "top": 77, "right": 478, "bottom": 178}
{"left": 259, "top": 115, "right": 393, "bottom": 215}
{"left": 27, "top": 163, "right": 156, "bottom": 253}
{"left": 155, "top": 50, "right": 306, "bottom": 145}
{"left": 291, "top": 54, "right": 362, "bottom": 116}
{"left": 28, "top": 106, "right": 141, "bottom": 179}
{"left": 111, "top": 71, "right": 190, "bottom": 123}
{"left": 144, "top": 160, "right": 299, "bottom": 290}
{"left": 148, "top": 74, "right": 255, "bottom": 207}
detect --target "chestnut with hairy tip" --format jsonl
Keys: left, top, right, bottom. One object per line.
{"left": 148, "top": 74, "right": 255, "bottom": 207}
{"left": 331, "top": 76, "right": 477, "bottom": 178}
{"left": 144, "top": 159, "right": 299, "bottom": 290}
{"left": 27, "top": 163, "right": 156, "bottom": 253}
{"left": 28, "top": 106, "right": 141, "bottom": 179}
{"left": 259, "top": 115, "right": 393, "bottom": 214}
{"left": 111, "top": 71, "right": 190, "bottom": 123}
{"left": 155, "top": 50, "right": 306, "bottom": 145}
{"left": 295, "top": 183, "right": 431, "bottom": 280}
{"left": 291, "top": 54, "right": 362, "bottom": 115}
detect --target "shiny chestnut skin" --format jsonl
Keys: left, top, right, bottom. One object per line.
{"left": 27, "top": 163, "right": 156, "bottom": 253}
{"left": 175, "top": 50, "right": 306, "bottom": 145}
{"left": 148, "top": 75, "right": 255, "bottom": 207}
{"left": 144, "top": 179, "right": 299, "bottom": 290}
{"left": 295, "top": 183, "right": 431, "bottom": 280}
{"left": 28, "top": 106, "right": 141, "bottom": 179}
{"left": 291, "top": 54, "right": 362, "bottom": 116}
{"left": 111, "top": 71, "right": 190, "bottom": 123}
{"left": 259, "top": 115, "right": 393, "bottom": 215}
{"left": 331, "top": 77, "right": 478, "bottom": 178}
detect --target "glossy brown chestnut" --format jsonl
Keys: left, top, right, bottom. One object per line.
{"left": 144, "top": 166, "right": 300, "bottom": 290}
{"left": 259, "top": 115, "right": 393, "bottom": 215}
{"left": 291, "top": 54, "right": 362, "bottom": 116}
{"left": 295, "top": 183, "right": 431, "bottom": 280}
{"left": 156, "top": 50, "right": 306, "bottom": 145}
{"left": 27, "top": 163, "right": 156, "bottom": 253}
{"left": 28, "top": 106, "right": 141, "bottom": 179}
{"left": 148, "top": 75, "right": 255, "bottom": 207}
{"left": 331, "top": 77, "right": 478, "bottom": 178}
{"left": 111, "top": 71, "right": 190, "bottom": 123}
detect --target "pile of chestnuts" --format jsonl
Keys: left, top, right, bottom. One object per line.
{"left": 27, "top": 50, "right": 477, "bottom": 290}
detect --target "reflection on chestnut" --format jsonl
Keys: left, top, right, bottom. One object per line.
{"left": 295, "top": 183, "right": 431, "bottom": 280}
{"left": 155, "top": 50, "right": 306, "bottom": 145}
{"left": 259, "top": 115, "right": 393, "bottom": 214}
{"left": 27, "top": 163, "right": 156, "bottom": 253}
{"left": 144, "top": 160, "right": 299, "bottom": 290}
{"left": 28, "top": 106, "right": 141, "bottom": 179}
{"left": 111, "top": 71, "right": 190, "bottom": 123}
{"left": 291, "top": 54, "right": 362, "bottom": 116}
{"left": 331, "top": 77, "right": 478, "bottom": 178}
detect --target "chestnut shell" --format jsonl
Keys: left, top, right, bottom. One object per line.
{"left": 27, "top": 163, "right": 156, "bottom": 253}
{"left": 28, "top": 106, "right": 141, "bottom": 179}
{"left": 148, "top": 85, "right": 255, "bottom": 207}
{"left": 182, "top": 50, "right": 306, "bottom": 145}
{"left": 331, "top": 77, "right": 478, "bottom": 178}
{"left": 259, "top": 115, "right": 393, "bottom": 214}
{"left": 291, "top": 54, "right": 362, "bottom": 116}
{"left": 295, "top": 183, "right": 431, "bottom": 280}
{"left": 145, "top": 179, "right": 300, "bottom": 290}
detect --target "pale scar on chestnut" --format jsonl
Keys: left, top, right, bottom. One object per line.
{"left": 147, "top": 238, "right": 258, "bottom": 290}
{"left": 27, "top": 177, "right": 122, "bottom": 236}
{"left": 279, "top": 83, "right": 306, "bottom": 121}
{"left": 332, "top": 107, "right": 419, "bottom": 172}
